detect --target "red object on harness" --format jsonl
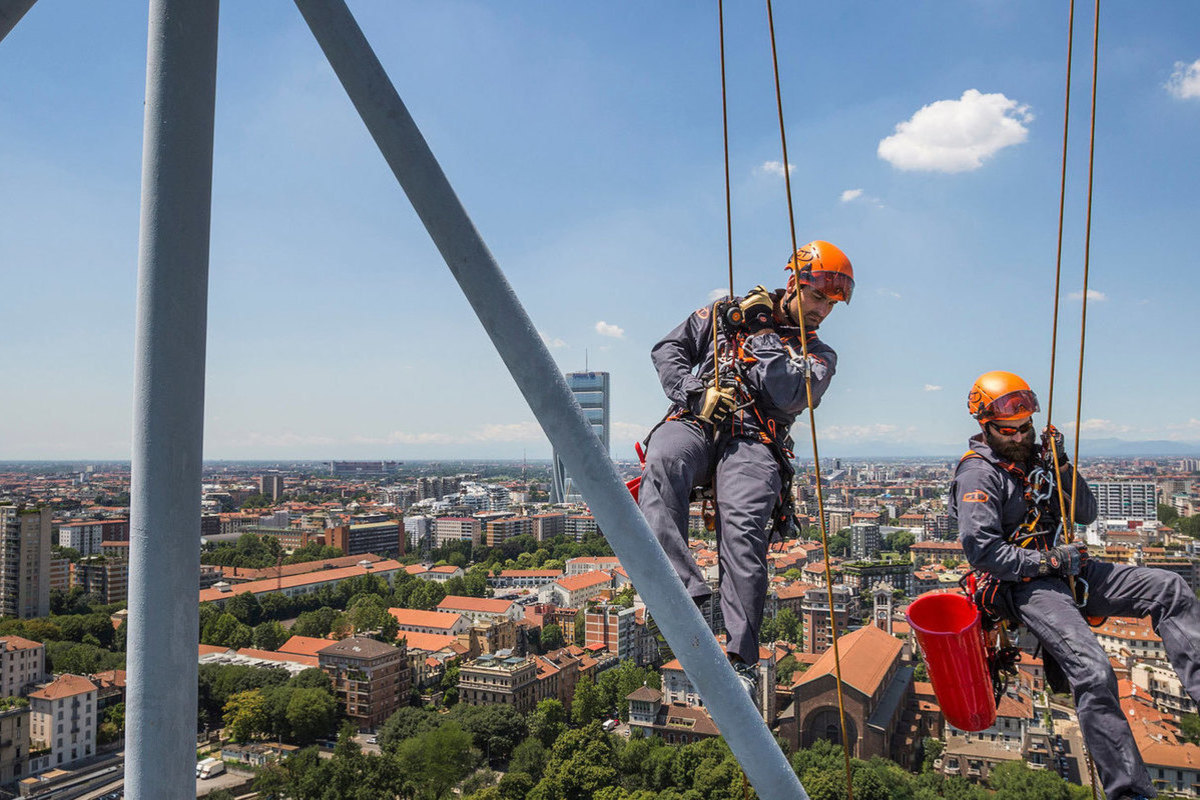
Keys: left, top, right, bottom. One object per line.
{"left": 906, "top": 591, "right": 996, "bottom": 732}
{"left": 625, "top": 441, "right": 647, "bottom": 503}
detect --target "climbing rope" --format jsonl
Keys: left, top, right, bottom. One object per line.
{"left": 765, "top": 0, "right": 855, "bottom": 795}
{"left": 1042, "top": 2, "right": 1103, "bottom": 798}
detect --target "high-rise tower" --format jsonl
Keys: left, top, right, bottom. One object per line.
{"left": 552, "top": 371, "right": 610, "bottom": 504}
{"left": 0, "top": 505, "right": 51, "bottom": 619}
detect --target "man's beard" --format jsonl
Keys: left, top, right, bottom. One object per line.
{"left": 986, "top": 429, "right": 1037, "bottom": 465}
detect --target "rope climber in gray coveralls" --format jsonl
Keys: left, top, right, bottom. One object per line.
{"left": 951, "top": 371, "right": 1200, "bottom": 800}
{"left": 638, "top": 241, "right": 853, "bottom": 682}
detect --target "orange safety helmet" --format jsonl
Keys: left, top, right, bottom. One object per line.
{"left": 786, "top": 240, "right": 855, "bottom": 304}
{"left": 967, "top": 371, "right": 1041, "bottom": 422}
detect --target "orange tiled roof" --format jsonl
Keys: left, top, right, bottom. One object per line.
{"left": 437, "top": 596, "right": 515, "bottom": 614}
{"left": 29, "top": 674, "right": 96, "bottom": 700}
{"left": 399, "top": 631, "right": 459, "bottom": 653}
{"left": 798, "top": 625, "right": 903, "bottom": 695}
{"left": 236, "top": 648, "right": 319, "bottom": 669}
{"left": 198, "top": 559, "right": 402, "bottom": 603}
{"left": 555, "top": 571, "right": 613, "bottom": 591}
{"left": 278, "top": 635, "right": 334, "bottom": 657}
{"left": 388, "top": 608, "right": 465, "bottom": 630}
{"left": 0, "top": 635, "right": 43, "bottom": 651}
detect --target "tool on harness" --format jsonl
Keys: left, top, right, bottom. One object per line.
{"left": 719, "top": 285, "right": 775, "bottom": 333}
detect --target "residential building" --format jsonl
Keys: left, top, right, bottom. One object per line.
{"left": 1132, "top": 662, "right": 1198, "bottom": 717}
{"left": 47, "top": 558, "right": 69, "bottom": 593}
{"left": 488, "top": 569, "right": 563, "bottom": 590}
{"left": 564, "top": 515, "right": 600, "bottom": 541}
{"left": 850, "top": 521, "right": 881, "bottom": 560}
{"left": 660, "top": 646, "right": 776, "bottom": 725}
{"left": 436, "top": 596, "right": 521, "bottom": 623}
{"left": 199, "top": 559, "right": 403, "bottom": 608}
{"left": 485, "top": 516, "right": 533, "bottom": 547}
{"left": 388, "top": 608, "right": 470, "bottom": 637}
{"left": 457, "top": 653, "right": 538, "bottom": 714}
{"left": 28, "top": 674, "right": 97, "bottom": 773}
{"left": 541, "top": 570, "right": 612, "bottom": 608}
{"left": 552, "top": 370, "right": 610, "bottom": 503}
{"left": 1094, "top": 481, "right": 1158, "bottom": 522}
{"left": 584, "top": 604, "right": 637, "bottom": 663}
{"left": 317, "top": 637, "right": 409, "bottom": 731}
{"left": 530, "top": 513, "right": 566, "bottom": 542}
{"left": 0, "top": 700, "right": 30, "bottom": 785}
{"left": 74, "top": 557, "right": 129, "bottom": 605}
{"left": 1093, "top": 616, "right": 1168, "bottom": 665}
{"left": 258, "top": 474, "right": 285, "bottom": 501}
{"left": 326, "top": 520, "right": 404, "bottom": 558}
{"left": 434, "top": 517, "right": 481, "bottom": 548}
{"left": 801, "top": 585, "right": 857, "bottom": 655}
{"left": 626, "top": 686, "right": 721, "bottom": 746}
{"left": 0, "top": 637, "right": 45, "bottom": 698}
{"left": 565, "top": 556, "right": 622, "bottom": 576}
{"left": 0, "top": 506, "right": 51, "bottom": 619}
{"left": 404, "top": 515, "right": 434, "bottom": 556}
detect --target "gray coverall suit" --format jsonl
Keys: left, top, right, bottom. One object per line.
{"left": 951, "top": 434, "right": 1200, "bottom": 799}
{"left": 639, "top": 292, "right": 836, "bottom": 664}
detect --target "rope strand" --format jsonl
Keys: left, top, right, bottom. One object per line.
{"left": 766, "top": 1, "right": 854, "bottom": 795}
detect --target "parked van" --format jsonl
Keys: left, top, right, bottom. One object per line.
{"left": 198, "top": 758, "right": 225, "bottom": 779}
{"left": 602, "top": 719, "right": 618, "bottom": 732}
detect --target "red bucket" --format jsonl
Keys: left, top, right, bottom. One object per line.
{"left": 906, "top": 592, "right": 995, "bottom": 732}
{"left": 626, "top": 476, "right": 641, "bottom": 503}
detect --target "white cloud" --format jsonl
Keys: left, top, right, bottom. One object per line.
{"left": 877, "top": 288, "right": 902, "bottom": 299}
{"left": 924, "top": 384, "right": 943, "bottom": 392}
{"left": 1166, "top": 59, "right": 1200, "bottom": 99}
{"left": 1068, "top": 289, "right": 1106, "bottom": 302}
{"left": 612, "top": 421, "right": 652, "bottom": 443}
{"left": 757, "top": 160, "right": 794, "bottom": 177}
{"left": 1078, "top": 418, "right": 1132, "bottom": 435}
{"left": 819, "top": 423, "right": 901, "bottom": 441}
{"left": 840, "top": 189, "right": 863, "bottom": 203}
{"left": 1164, "top": 419, "right": 1200, "bottom": 441}
{"left": 358, "top": 421, "right": 545, "bottom": 446}
{"left": 708, "top": 287, "right": 732, "bottom": 302}
{"left": 595, "top": 321, "right": 625, "bottom": 339}
{"left": 878, "top": 89, "right": 1033, "bottom": 173}
{"left": 539, "top": 331, "right": 568, "bottom": 349}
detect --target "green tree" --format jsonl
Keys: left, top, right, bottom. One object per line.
{"left": 886, "top": 530, "right": 916, "bottom": 555}
{"left": 529, "top": 698, "right": 567, "bottom": 748}
{"left": 395, "top": 721, "right": 476, "bottom": 800}
{"left": 574, "top": 609, "right": 586, "bottom": 644}
{"left": 571, "top": 675, "right": 606, "bottom": 726}
{"left": 541, "top": 623, "right": 564, "bottom": 651}
{"left": 529, "top": 722, "right": 620, "bottom": 800}
{"left": 449, "top": 703, "right": 528, "bottom": 766}
{"left": 378, "top": 706, "right": 440, "bottom": 752}
{"left": 252, "top": 621, "right": 288, "bottom": 651}
{"left": 223, "top": 689, "right": 269, "bottom": 742}
{"left": 989, "top": 759, "right": 1076, "bottom": 799}
{"left": 1159, "top": 503, "right": 1180, "bottom": 524}
{"left": 225, "top": 591, "right": 264, "bottom": 626}
{"left": 509, "top": 738, "right": 549, "bottom": 783}
{"left": 285, "top": 687, "right": 338, "bottom": 744}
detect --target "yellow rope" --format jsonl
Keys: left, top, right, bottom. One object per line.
{"left": 765, "top": 1, "right": 854, "bottom": 795}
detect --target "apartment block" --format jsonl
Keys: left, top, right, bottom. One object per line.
{"left": 317, "top": 637, "right": 409, "bottom": 731}
{"left": 0, "top": 637, "right": 46, "bottom": 698}
{"left": 28, "top": 674, "right": 97, "bottom": 773}
{"left": 0, "top": 506, "right": 51, "bottom": 619}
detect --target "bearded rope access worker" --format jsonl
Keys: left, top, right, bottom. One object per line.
{"left": 637, "top": 240, "right": 853, "bottom": 695}
{"left": 950, "top": 370, "right": 1200, "bottom": 800}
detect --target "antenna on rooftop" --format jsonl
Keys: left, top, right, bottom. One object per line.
{"left": 584, "top": 349, "right": 588, "bottom": 372}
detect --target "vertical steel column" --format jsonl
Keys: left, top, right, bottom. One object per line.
{"left": 0, "top": 0, "right": 37, "bottom": 44}
{"left": 126, "top": 1, "right": 219, "bottom": 798}
{"left": 293, "top": 2, "right": 805, "bottom": 797}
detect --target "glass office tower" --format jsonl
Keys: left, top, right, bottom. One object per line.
{"left": 552, "top": 371, "right": 610, "bottom": 504}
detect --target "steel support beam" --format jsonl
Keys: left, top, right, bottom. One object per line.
{"left": 293, "top": 2, "right": 806, "bottom": 796}
{"left": 0, "top": 0, "right": 37, "bottom": 44}
{"left": 126, "top": 1, "right": 219, "bottom": 798}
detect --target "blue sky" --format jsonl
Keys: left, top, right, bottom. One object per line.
{"left": 2, "top": 1, "right": 1198, "bottom": 460}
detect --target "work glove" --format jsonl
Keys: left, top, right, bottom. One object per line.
{"left": 1039, "top": 541, "right": 1088, "bottom": 577}
{"left": 739, "top": 285, "right": 776, "bottom": 333}
{"left": 695, "top": 382, "right": 736, "bottom": 425}
{"left": 1042, "top": 424, "right": 1068, "bottom": 465}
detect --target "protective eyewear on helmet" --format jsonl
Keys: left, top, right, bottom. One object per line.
{"left": 988, "top": 419, "right": 1034, "bottom": 436}
{"left": 800, "top": 269, "right": 855, "bottom": 304}
{"left": 977, "top": 389, "right": 1040, "bottom": 422}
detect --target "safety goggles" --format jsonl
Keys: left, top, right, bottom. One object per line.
{"left": 988, "top": 419, "right": 1034, "bottom": 436}
{"left": 977, "top": 389, "right": 1040, "bottom": 422}
{"left": 793, "top": 268, "right": 855, "bottom": 304}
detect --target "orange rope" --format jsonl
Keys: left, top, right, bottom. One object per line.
{"left": 766, "top": 1, "right": 854, "bottom": 795}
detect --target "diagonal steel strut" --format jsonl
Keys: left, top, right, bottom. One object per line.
{"left": 0, "top": 0, "right": 37, "bottom": 44}
{"left": 292, "top": 1, "right": 807, "bottom": 797}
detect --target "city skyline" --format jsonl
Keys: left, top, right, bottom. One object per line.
{"left": 3, "top": 2, "right": 1199, "bottom": 460}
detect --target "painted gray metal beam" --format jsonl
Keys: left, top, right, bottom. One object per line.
{"left": 292, "top": 2, "right": 806, "bottom": 797}
{"left": 126, "top": 1, "right": 219, "bottom": 798}
{"left": 0, "top": 0, "right": 37, "bottom": 44}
